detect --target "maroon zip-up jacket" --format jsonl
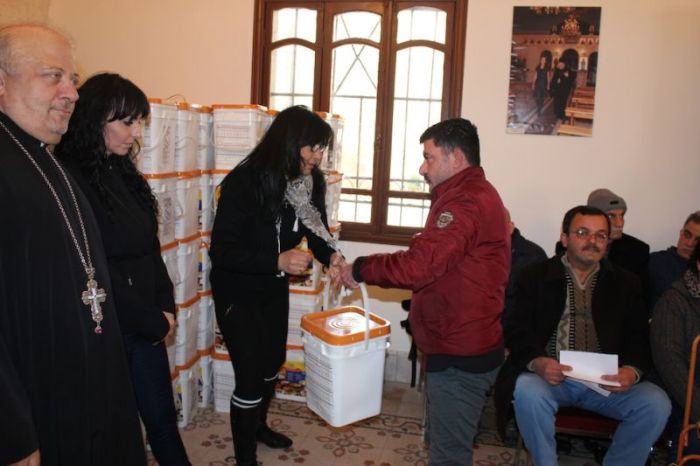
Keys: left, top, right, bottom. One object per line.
{"left": 358, "top": 166, "right": 511, "bottom": 356}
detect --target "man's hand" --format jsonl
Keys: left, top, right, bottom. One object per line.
{"left": 339, "top": 262, "right": 359, "bottom": 289}
{"left": 11, "top": 449, "right": 40, "bottom": 466}
{"left": 600, "top": 367, "right": 637, "bottom": 393}
{"left": 278, "top": 248, "right": 313, "bottom": 275}
{"left": 531, "top": 356, "right": 572, "bottom": 385}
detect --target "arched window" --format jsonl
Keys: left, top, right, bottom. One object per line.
{"left": 253, "top": 0, "right": 467, "bottom": 244}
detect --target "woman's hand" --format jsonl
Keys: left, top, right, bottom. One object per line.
{"left": 326, "top": 252, "right": 345, "bottom": 287}
{"left": 163, "top": 312, "right": 176, "bottom": 339}
{"left": 278, "top": 248, "right": 313, "bottom": 276}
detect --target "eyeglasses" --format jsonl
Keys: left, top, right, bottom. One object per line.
{"left": 310, "top": 144, "right": 327, "bottom": 153}
{"left": 571, "top": 228, "right": 609, "bottom": 242}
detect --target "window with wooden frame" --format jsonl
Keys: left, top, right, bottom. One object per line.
{"left": 252, "top": 0, "right": 467, "bottom": 245}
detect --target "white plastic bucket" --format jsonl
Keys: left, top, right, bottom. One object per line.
{"left": 214, "top": 148, "right": 248, "bottom": 171}
{"left": 161, "top": 242, "right": 178, "bottom": 286}
{"left": 197, "top": 293, "right": 214, "bottom": 351}
{"left": 174, "top": 236, "right": 199, "bottom": 304}
{"left": 196, "top": 354, "right": 213, "bottom": 408}
{"left": 198, "top": 173, "right": 215, "bottom": 233}
{"left": 198, "top": 235, "right": 211, "bottom": 293}
{"left": 174, "top": 366, "right": 197, "bottom": 427}
{"left": 288, "top": 283, "right": 324, "bottom": 347}
{"left": 212, "top": 104, "right": 267, "bottom": 153}
{"left": 174, "top": 103, "right": 198, "bottom": 173}
{"left": 174, "top": 173, "right": 200, "bottom": 240}
{"left": 213, "top": 358, "right": 235, "bottom": 413}
{"left": 301, "top": 287, "right": 390, "bottom": 427}
{"left": 147, "top": 174, "right": 178, "bottom": 246}
{"left": 140, "top": 102, "right": 177, "bottom": 174}
{"left": 324, "top": 171, "right": 343, "bottom": 226}
{"left": 175, "top": 296, "right": 200, "bottom": 367}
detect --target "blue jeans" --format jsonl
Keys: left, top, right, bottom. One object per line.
{"left": 513, "top": 374, "right": 671, "bottom": 466}
{"left": 123, "top": 334, "right": 191, "bottom": 466}
{"left": 426, "top": 366, "right": 500, "bottom": 465}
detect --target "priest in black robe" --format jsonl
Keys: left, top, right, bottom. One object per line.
{"left": 0, "top": 24, "right": 146, "bottom": 465}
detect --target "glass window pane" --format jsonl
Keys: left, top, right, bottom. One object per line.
{"left": 333, "top": 12, "right": 381, "bottom": 42}
{"left": 391, "top": 46, "right": 443, "bottom": 195}
{"left": 330, "top": 41, "right": 379, "bottom": 225}
{"left": 270, "top": 45, "right": 314, "bottom": 110}
{"left": 397, "top": 7, "right": 446, "bottom": 44}
{"left": 272, "top": 8, "right": 316, "bottom": 43}
{"left": 339, "top": 193, "right": 372, "bottom": 224}
{"left": 387, "top": 197, "right": 430, "bottom": 227}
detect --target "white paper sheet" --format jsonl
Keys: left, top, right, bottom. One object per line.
{"left": 560, "top": 350, "right": 621, "bottom": 396}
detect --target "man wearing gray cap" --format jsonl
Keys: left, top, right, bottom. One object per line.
{"left": 586, "top": 188, "right": 650, "bottom": 285}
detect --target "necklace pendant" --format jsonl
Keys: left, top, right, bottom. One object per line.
{"left": 82, "top": 278, "right": 107, "bottom": 335}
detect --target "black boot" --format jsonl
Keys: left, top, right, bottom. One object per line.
{"left": 256, "top": 381, "right": 293, "bottom": 449}
{"left": 230, "top": 402, "right": 261, "bottom": 465}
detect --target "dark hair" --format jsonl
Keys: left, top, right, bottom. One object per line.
{"left": 685, "top": 210, "right": 700, "bottom": 227}
{"left": 690, "top": 241, "right": 700, "bottom": 277}
{"left": 55, "top": 72, "right": 155, "bottom": 216}
{"left": 230, "top": 105, "right": 333, "bottom": 219}
{"left": 419, "top": 118, "right": 480, "bottom": 166}
{"left": 561, "top": 205, "right": 611, "bottom": 236}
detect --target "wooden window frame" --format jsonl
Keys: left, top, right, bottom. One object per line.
{"left": 252, "top": 0, "right": 468, "bottom": 246}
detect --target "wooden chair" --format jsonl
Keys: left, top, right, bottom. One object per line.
{"left": 676, "top": 334, "right": 700, "bottom": 465}
{"left": 512, "top": 405, "right": 620, "bottom": 465}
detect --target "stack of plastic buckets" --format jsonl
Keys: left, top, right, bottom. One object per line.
{"left": 301, "top": 285, "right": 390, "bottom": 427}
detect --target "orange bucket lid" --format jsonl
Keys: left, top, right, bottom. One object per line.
{"left": 301, "top": 306, "right": 390, "bottom": 346}
{"left": 212, "top": 103, "right": 267, "bottom": 111}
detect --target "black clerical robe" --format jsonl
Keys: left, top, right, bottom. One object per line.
{"left": 0, "top": 112, "right": 146, "bottom": 465}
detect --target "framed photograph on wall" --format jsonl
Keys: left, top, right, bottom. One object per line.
{"left": 506, "top": 6, "right": 602, "bottom": 137}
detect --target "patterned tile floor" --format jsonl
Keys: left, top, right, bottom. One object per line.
{"left": 154, "top": 382, "right": 668, "bottom": 465}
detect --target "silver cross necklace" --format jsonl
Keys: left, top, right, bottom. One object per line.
{"left": 0, "top": 120, "right": 106, "bottom": 334}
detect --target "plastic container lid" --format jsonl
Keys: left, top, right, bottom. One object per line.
{"left": 211, "top": 104, "right": 267, "bottom": 111}
{"left": 301, "top": 306, "right": 390, "bottom": 346}
{"left": 190, "top": 104, "right": 213, "bottom": 113}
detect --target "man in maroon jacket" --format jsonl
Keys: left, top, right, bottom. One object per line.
{"left": 340, "top": 118, "right": 511, "bottom": 465}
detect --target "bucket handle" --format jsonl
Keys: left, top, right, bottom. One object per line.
{"left": 359, "top": 283, "right": 371, "bottom": 350}
{"left": 320, "top": 280, "right": 372, "bottom": 350}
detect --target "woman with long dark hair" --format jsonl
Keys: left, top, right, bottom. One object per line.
{"left": 55, "top": 73, "right": 190, "bottom": 465}
{"left": 210, "top": 105, "right": 343, "bottom": 466}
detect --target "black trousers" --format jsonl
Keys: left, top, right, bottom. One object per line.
{"left": 215, "top": 280, "right": 289, "bottom": 407}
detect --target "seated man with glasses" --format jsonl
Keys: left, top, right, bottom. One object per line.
{"left": 494, "top": 205, "right": 670, "bottom": 466}
{"left": 556, "top": 189, "right": 650, "bottom": 307}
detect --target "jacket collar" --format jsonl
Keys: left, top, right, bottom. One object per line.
{"left": 431, "top": 165, "right": 485, "bottom": 201}
{"left": 544, "top": 253, "right": 613, "bottom": 283}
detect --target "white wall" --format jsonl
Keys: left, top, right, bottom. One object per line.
{"left": 45, "top": 0, "right": 700, "bottom": 354}
{"left": 48, "top": 0, "right": 254, "bottom": 104}
{"left": 464, "top": 0, "right": 700, "bottom": 256}
{"left": 0, "top": 0, "right": 49, "bottom": 24}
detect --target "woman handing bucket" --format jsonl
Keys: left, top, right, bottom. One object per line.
{"left": 209, "top": 105, "right": 344, "bottom": 466}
